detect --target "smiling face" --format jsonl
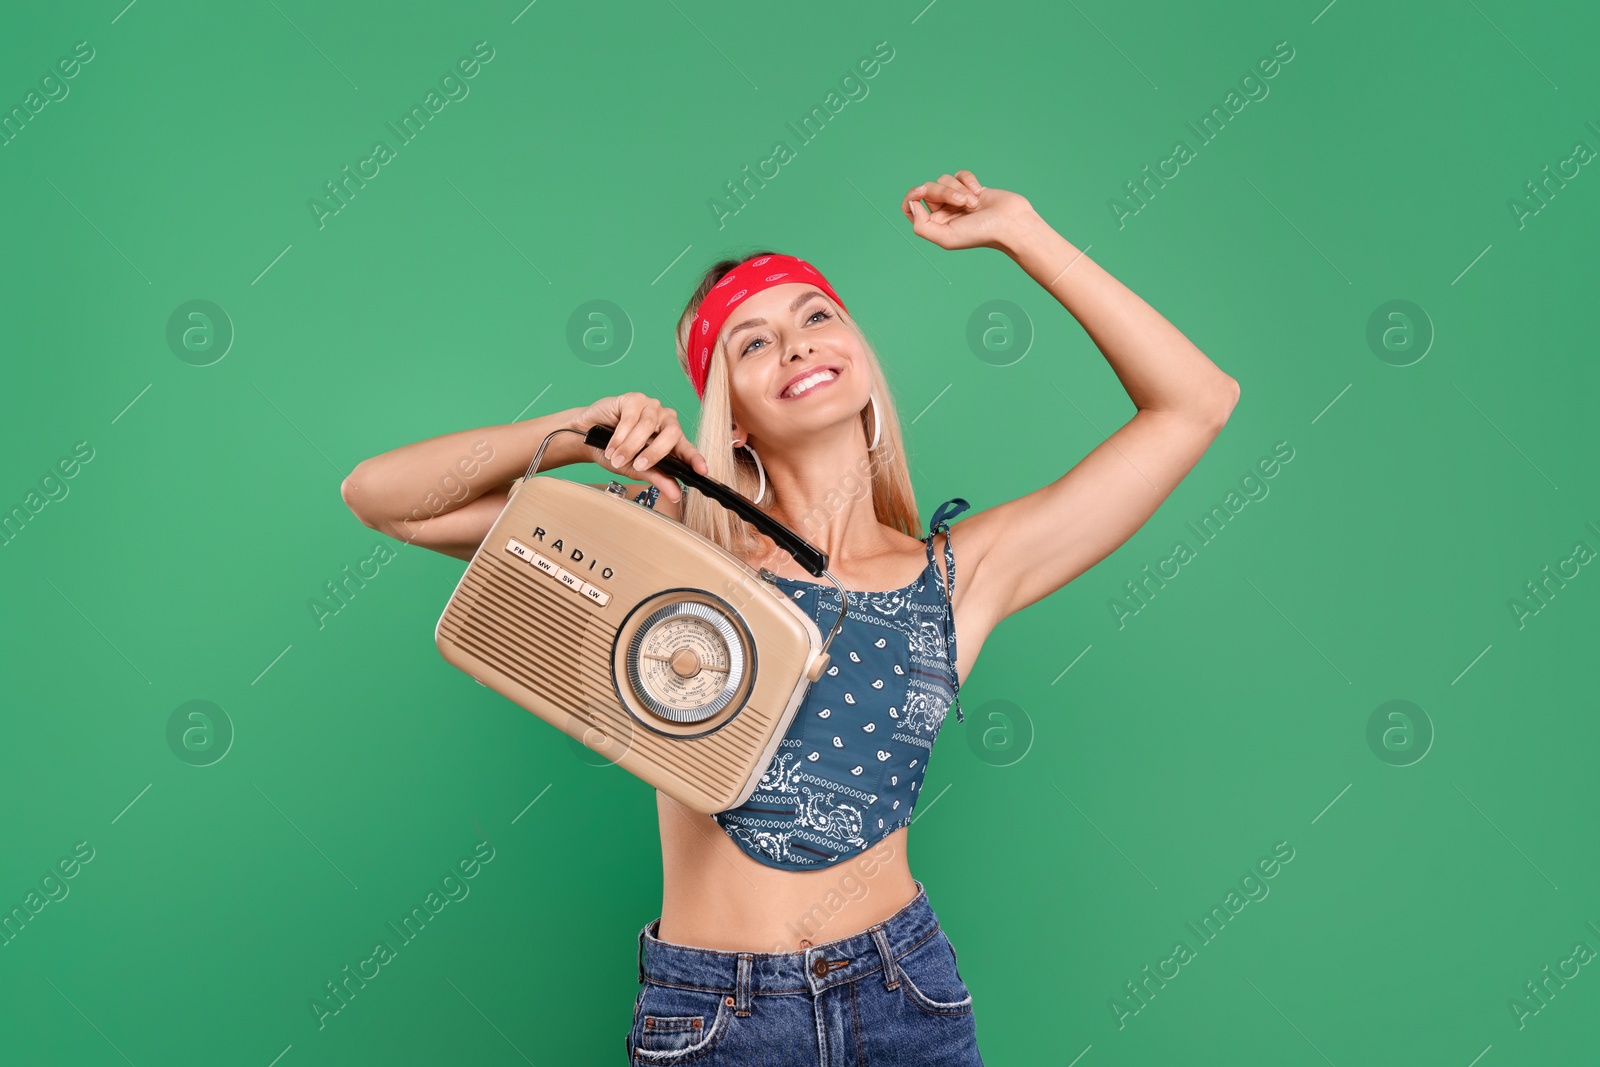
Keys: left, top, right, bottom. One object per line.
{"left": 720, "top": 282, "right": 870, "bottom": 445}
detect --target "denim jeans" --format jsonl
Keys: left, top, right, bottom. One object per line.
{"left": 627, "top": 880, "right": 984, "bottom": 1066}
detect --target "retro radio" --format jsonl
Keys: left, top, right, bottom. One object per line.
{"left": 434, "top": 425, "right": 848, "bottom": 815}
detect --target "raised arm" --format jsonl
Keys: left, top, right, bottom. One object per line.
{"left": 902, "top": 171, "right": 1239, "bottom": 628}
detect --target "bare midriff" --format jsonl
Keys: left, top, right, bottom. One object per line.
{"left": 654, "top": 790, "right": 919, "bottom": 953}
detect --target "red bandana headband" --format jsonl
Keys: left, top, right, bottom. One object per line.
{"left": 685, "top": 253, "right": 848, "bottom": 400}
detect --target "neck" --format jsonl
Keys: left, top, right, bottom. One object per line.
{"left": 753, "top": 421, "right": 894, "bottom": 568}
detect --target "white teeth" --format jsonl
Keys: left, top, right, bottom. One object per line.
{"left": 782, "top": 369, "right": 837, "bottom": 398}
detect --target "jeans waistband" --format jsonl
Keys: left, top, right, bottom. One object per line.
{"left": 637, "top": 880, "right": 942, "bottom": 1008}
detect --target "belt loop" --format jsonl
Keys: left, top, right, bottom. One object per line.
{"left": 735, "top": 953, "right": 753, "bottom": 1016}
{"left": 638, "top": 921, "right": 649, "bottom": 985}
{"left": 870, "top": 926, "right": 899, "bottom": 991}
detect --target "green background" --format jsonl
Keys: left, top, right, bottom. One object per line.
{"left": 4, "top": 0, "right": 1598, "bottom": 1063}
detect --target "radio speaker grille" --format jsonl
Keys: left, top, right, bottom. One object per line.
{"left": 437, "top": 551, "right": 771, "bottom": 806}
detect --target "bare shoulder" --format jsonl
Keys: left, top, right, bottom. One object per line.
{"left": 922, "top": 510, "right": 1008, "bottom": 692}
{"left": 931, "top": 504, "right": 1012, "bottom": 630}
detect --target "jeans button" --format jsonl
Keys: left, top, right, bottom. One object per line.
{"left": 812, "top": 958, "right": 829, "bottom": 978}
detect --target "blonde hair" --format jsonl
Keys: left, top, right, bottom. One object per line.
{"left": 673, "top": 249, "right": 923, "bottom": 569}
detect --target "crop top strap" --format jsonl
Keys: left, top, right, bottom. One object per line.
{"left": 924, "top": 497, "right": 971, "bottom": 722}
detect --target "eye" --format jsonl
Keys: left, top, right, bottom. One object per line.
{"left": 741, "top": 307, "right": 833, "bottom": 356}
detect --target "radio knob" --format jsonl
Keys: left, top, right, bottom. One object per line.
{"left": 604, "top": 481, "right": 629, "bottom": 496}
{"left": 806, "top": 653, "right": 830, "bottom": 682}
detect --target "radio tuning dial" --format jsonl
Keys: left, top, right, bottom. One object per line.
{"left": 622, "top": 599, "right": 749, "bottom": 726}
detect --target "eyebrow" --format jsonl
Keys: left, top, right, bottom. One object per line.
{"left": 724, "top": 290, "right": 828, "bottom": 345}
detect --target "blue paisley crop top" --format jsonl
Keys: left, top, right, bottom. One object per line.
{"left": 711, "top": 498, "right": 971, "bottom": 871}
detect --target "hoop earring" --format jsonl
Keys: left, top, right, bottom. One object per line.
{"left": 736, "top": 440, "right": 768, "bottom": 504}
{"left": 868, "top": 393, "right": 882, "bottom": 451}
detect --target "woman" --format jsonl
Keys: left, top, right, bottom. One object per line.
{"left": 341, "top": 169, "right": 1238, "bottom": 1064}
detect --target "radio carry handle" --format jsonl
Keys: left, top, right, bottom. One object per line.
{"left": 522, "top": 425, "right": 830, "bottom": 578}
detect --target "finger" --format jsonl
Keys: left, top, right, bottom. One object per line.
{"left": 903, "top": 194, "right": 928, "bottom": 229}
{"left": 668, "top": 434, "right": 709, "bottom": 476}
{"left": 610, "top": 410, "right": 655, "bottom": 466}
{"left": 912, "top": 196, "right": 937, "bottom": 233}
{"left": 907, "top": 180, "right": 957, "bottom": 207}
{"left": 605, "top": 411, "right": 639, "bottom": 465}
{"left": 626, "top": 407, "right": 675, "bottom": 469}
{"left": 610, "top": 398, "right": 661, "bottom": 465}
{"left": 955, "top": 169, "right": 983, "bottom": 194}
{"left": 688, "top": 448, "right": 710, "bottom": 476}
{"left": 613, "top": 422, "right": 658, "bottom": 470}
{"left": 902, "top": 183, "right": 941, "bottom": 216}
{"left": 606, "top": 397, "right": 643, "bottom": 458}
{"left": 906, "top": 197, "right": 954, "bottom": 248}
{"left": 935, "top": 174, "right": 978, "bottom": 207}
{"left": 919, "top": 179, "right": 974, "bottom": 211}
{"left": 687, "top": 445, "right": 709, "bottom": 475}
{"left": 632, "top": 422, "right": 681, "bottom": 471}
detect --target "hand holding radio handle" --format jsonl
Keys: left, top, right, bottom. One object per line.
{"left": 567, "top": 392, "right": 707, "bottom": 503}
{"left": 583, "top": 425, "right": 830, "bottom": 578}
{"left": 526, "top": 424, "right": 831, "bottom": 579}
